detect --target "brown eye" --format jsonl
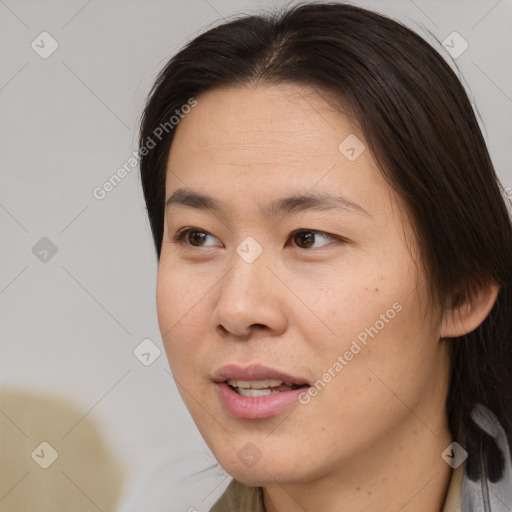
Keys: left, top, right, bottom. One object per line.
{"left": 172, "top": 228, "right": 219, "bottom": 247}
{"left": 290, "top": 230, "right": 336, "bottom": 249}
{"left": 187, "top": 230, "right": 207, "bottom": 246}
{"left": 293, "top": 231, "right": 315, "bottom": 249}
{"left": 172, "top": 227, "right": 340, "bottom": 251}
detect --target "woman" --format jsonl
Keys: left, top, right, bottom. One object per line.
{"left": 138, "top": 2, "right": 512, "bottom": 510}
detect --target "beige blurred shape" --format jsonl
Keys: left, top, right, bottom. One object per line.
{"left": 0, "top": 388, "right": 124, "bottom": 512}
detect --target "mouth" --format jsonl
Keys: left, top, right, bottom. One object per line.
{"left": 213, "top": 364, "right": 311, "bottom": 419}
{"left": 226, "top": 379, "right": 306, "bottom": 397}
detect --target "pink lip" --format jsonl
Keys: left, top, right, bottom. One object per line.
{"left": 213, "top": 364, "right": 309, "bottom": 385}
{"left": 213, "top": 364, "right": 310, "bottom": 420}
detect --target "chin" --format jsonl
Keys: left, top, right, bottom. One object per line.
{"left": 225, "top": 465, "right": 287, "bottom": 487}
{"left": 213, "top": 447, "right": 305, "bottom": 487}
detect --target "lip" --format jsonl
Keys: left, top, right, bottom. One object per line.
{"left": 213, "top": 364, "right": 310, "bottom": 420}
{"left": 213, "top": 364, "right": 310, "bottom": 386}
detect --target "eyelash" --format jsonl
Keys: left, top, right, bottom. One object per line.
{"left": 170, "top": 227, "right": 345, "bottom": 251}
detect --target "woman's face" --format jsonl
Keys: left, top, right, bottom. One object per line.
{"left": 156, "top": 83, "right": 451, "bottom": 486}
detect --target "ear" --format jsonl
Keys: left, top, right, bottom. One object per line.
{"left": 440, "top": 282, "right": 500, "bottom": 338}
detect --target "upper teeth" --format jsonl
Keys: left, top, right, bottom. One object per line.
{"left": 227, "top": 379, "right": 288, "bottom": 389}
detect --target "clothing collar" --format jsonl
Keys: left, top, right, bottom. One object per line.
{"left": 462, "top": 404, "right": 512, "bottom": 511}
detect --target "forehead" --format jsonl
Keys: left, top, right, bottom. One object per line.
{"left": 170, "top": 83, "right": 356, "bottom": 164}
{"left": 166, "top": 84, "right": 384, "bottom": 199}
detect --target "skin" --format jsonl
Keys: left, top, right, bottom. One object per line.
{"left": 156, "top": 83, "right": 499, "bottom": 511}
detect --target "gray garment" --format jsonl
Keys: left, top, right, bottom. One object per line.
{"left": 463, "top": 404, "right": 512, "bottom": 511}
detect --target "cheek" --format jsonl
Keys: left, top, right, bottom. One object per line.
{"left": 318, "top": 288, "right": 438, "bottom": 415}
{"left": 155, "top": 261, "right": 208, "bottom": 369}
{"left": 309, "top": 251, "right": 436, "bottom": 396}
{"left": 308, "top": 260, "right": 413, "bottom": 355}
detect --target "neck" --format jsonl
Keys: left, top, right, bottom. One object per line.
{"left": 262, "top": 413, "right": 453, "bottom": 512}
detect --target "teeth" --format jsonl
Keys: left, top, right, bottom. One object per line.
{"left": 226, "top": 379, "right": 302, "bottom": 397}
{"left": 237, "top": 388, "right": 273, "bottom": 397}
{"left": 226, "top": 379, "right": 286, "bottom": 389}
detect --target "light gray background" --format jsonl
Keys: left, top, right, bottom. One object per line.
{"left": 0, "top": 0, "right": 511, "bottom": 511}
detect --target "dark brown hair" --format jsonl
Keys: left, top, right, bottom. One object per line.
{"left": 138, "top": 1, "right": 512, "bottom": 479}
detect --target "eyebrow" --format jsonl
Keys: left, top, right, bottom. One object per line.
{"left": 165, "top": 188, "right": 370, "bottom": 217}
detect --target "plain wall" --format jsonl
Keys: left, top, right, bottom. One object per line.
{"left": 0, "top": 0, "right": 511, "bottom": 510}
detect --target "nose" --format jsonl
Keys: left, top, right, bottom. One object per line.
{"left": 211, "top": 247, "right": 287, "bottom": 340}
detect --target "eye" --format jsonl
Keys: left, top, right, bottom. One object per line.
{"left": 171, "top": 227, "right": 220, "bottom": 248}
{"left": 171, "top": 227, "right": 341, "bottom": 250}
{"left": 288, "top": 229, "right": 337, "bottom": 249}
